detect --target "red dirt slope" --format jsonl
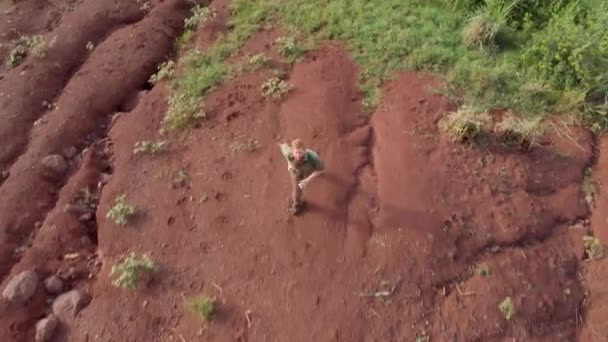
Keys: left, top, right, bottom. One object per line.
{"left": 0, "top": 0, "right": 605, "bottom": 341}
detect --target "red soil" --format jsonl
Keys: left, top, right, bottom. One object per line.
{"left": 0, "top": 0, "right": 606, "bottom": 341}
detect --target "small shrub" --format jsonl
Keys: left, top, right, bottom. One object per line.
{"left": 106, "top": 194, "right": 137, "bottom": 225}
{"left": 477, "top": 264, "right": 491, "bottom": 277}
{"left": 274, "top": 36, "right": 304, "bottom": 61}
{"left": 149, "top": 60, "right": 176, "bottom": 85}
{"left": 583, "top": 235, "right": 604, "bottom": 260}
{"left": 261, "top": 77, "right": 291, "bottom": 101}
{"left": 6, "top": 35, "right": 51, "bottom": 68}
{"left": 110, "top": 252, "right": 159, "bottom": 290}
{"left": 133, "top": 140, "right": 168, "bottom": 154}
{"left": 184, "top": 5, "right": 215, "bottom": 30}
{"left": 248, "top": 53, "right": 269, "bottom": 67}
{"left": 499, "top": 296, "right": 515, "bottom": 320}
{"left": 187, "top": 295, "right": 216, "bottom": 321}
{"left": 495, "top": 114, "right": 544, "bottom": 150}
{"left": 439, "top": 106, "right": 490, "bottom": 142}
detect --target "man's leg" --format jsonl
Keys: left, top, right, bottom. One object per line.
{"left": 290, "top": 171, "right": 303, "bottom": 213}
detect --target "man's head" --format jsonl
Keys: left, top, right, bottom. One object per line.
{"left": 291, "top": 138, "right": 305, "bottom": 163}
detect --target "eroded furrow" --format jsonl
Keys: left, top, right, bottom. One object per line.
{"left": 0, "top": 0, "right": 190, "bottom": 282}
{"left": 0, "top": 0, "right": 147, "bottom": 171}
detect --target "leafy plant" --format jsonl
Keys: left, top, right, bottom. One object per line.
{"left": 133, "top": 140, "right": 168, "bottom": 154}
{"left": 439, "top": 106, "right": 491, "bottom": 142}
{"left": 110, "top": 252, "right": 159, "bottom": 290}
{"left": 106, "top": 194, "right": 137, "bottom": 225}
{"left": 149, "top": 60, "right": 176, "bottom": 85}
{"left": 583, "top": 235, "right": 604, "bottom": 260}
{"left": 187, "top": 295, "right": 216, "bottom": 321}
{"left": 274, "top": 36, "right": 305, "bottom": 61}
{"left": 261, "top": 77, "right": 291, "bottom": 101}
{"left": 499, "top": 296, "right": 515, "bottom": 320}
{"left": 6, "top": 35, "right": 51, "bottom": 68}
{"left": 184, "top": 5, "right": 215, "bottom": 30}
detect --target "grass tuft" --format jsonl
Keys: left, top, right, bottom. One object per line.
{"left": 495, "top": 114, "right": 544, "bottom": 151}
{"left": 133, "top": 140, "right": 169, "bottom": 154}
{"left": 187, "top": 295, "right": 216, "bottom": 321}
{"left": 440, "top": 106, "right": 490, "bottom": 142}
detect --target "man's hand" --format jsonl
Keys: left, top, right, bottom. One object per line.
{"left": 298, "top": 179, "right": 309, "bottom": 189}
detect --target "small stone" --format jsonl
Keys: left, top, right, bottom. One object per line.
{"left": 52, "top": 289, "right": 89, "bottom": 320}
{"left": 35, "top": 314, "right": 58, "bottom": 342}
{"left": 35, "top": 221, "right": 42, "bottom": 229}
{"left": 40, "top": 154, "right": 68, "bottom": 179}
{"left": 64, "top": 203, "right": 94, "bottom": 215}
{"left": 44, "top": 276, "right": 64, "bottom": 294}
{"left": 63, "top": 146, "right": 78, "bottom": 159}
{"left": 78, "top": 213, "right": 93, "bottom": 222}
{"left": 0, "top": 170, "right": 8, "bottom": 181}
{"left": 2, "top": 270, "right": 39, "bottom": 304}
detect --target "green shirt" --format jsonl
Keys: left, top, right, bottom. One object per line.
{"left": 279, "top": 143, "right": 325, "bottom": 179}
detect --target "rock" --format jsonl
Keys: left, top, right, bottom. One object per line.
{"left": 52, "top": 289, "right": 89, "bottom": 320}
{"left": 63, "top": 146, "right": 78, "bottom": 159}
{"left": 64, "top": 203, "right": 94, "bottom": 215}
{"left": 35, "top": 314, "right": 58, "bottom": 342}
{"left": 2, "top": 270, "right": 39, "bottom": 304}
{"left": 0, "top": 170, "right": 8, "bottom": 181}
{"left": 43, "top": 276, "right": 63, "bottom": 295}
{"left": 40, "top": 154, "right": 68, "bottom": 179}
{"left": 78, "top": 213, "right": 93, "bottom": 222}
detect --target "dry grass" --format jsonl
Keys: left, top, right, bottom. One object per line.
{"left": 440, "top": 106, "right": 491, "bottom": 142}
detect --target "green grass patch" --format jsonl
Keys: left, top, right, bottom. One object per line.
{"left": 168, "top": 0, "right": 608, "bottom": 129}
{"left": 187, "top": 295, "right": 216, "bottom": 321}
{"left": 164, "top": 1, "right": 276, "bottom": 130}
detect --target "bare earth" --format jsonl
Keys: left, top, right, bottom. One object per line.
{"left": 1, "top": 0, "right": 607, "bottom": 341}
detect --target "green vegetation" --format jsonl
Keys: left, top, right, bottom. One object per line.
{"left": 187, "top": 295, "right": 216, "bottom": 321}
{"left": 496, "top": 114, "right": 544, "bottom": 150}
{"left": 6, "top": 35, "right": 52, "bottom": 68}
{"left": 106, "top": 194, "right": 137, "bottom": 225}
{"left": 133, "top": 140, "right": 169, "bottom": 154}
{"left": 164, "top": 1, "right": 276, "bottom": 129}
{"left": 439, "top": 106, "right": 490, "bottom": 142}
{"left": 499, "top": 296, "right": 515, "bottom": 320}
{"left": 167, "top": 0, "right": 608, "bottom": 130}
{"left": 110, "top": 252, "right": 159, "bottom": 290}
{"left": 477, "top": 264, "right": 491, "bottom": 277}
{"left": 274, "top": 36, "right": 306, "bottom": 62}
{"left": 149, "top": 61, "right": 176, "bottom": 85}
{"left": 416, "top": 331, "right": 429, "bottom": 342}
{"left": 583, "top": 235, "right": 604, "bottom": 260}
{"left": 261, "top": 76, "right": 291, "bottom": 100}
{"left": 582, "top": 168, "right": 597, "bottom": 204}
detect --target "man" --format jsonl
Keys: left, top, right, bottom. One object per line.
{"left": 278, "top": 138, "right": 325, "bottom": 215}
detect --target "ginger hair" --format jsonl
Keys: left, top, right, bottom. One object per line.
{"left": 291, "top": 138, "right": 304, "bottom": 150}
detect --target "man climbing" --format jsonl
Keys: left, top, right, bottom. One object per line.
{"left": 278, "top": 138, "right": 325, "bottom": 215}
